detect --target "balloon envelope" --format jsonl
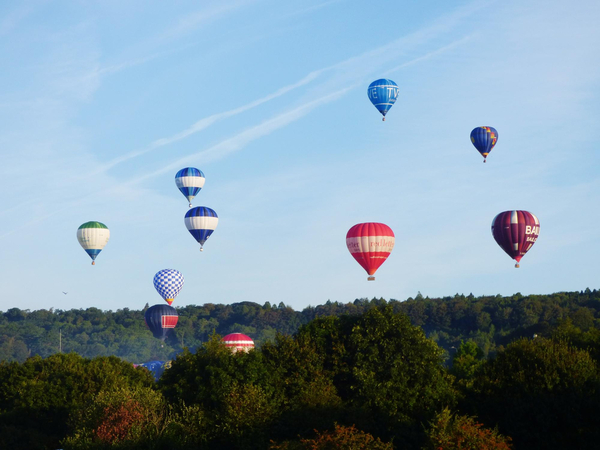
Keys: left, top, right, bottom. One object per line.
{"left": 77, "top": 221, "right": 110, "bottom": 265}
{"left": 185, "top": 206, "right": 218, "bottom": 250}
{"left": 470, "top": 126, "right": 498, "bottom": 161}
{"left": 346, "top": 223, "right": 395, "bottom": 280}
{"left": 175, "top": 167, "right": 205, "bottom": 207}
{"left": 367, "top": 79, "right": 399, "bottom": 120}
{"left": 491, "top": 210, "right": 540, "bottom": 267}
{"left": 222, "top": 333, "right": 255, "bottom": 353}
{"left": 135, "top": 360, "right": 171, "bottom": 381}
{"left": 144, "top": 305, "right": 178, "bottom": 340}
{"left": 153, "top": 269, "right": 184, "bottom": 305}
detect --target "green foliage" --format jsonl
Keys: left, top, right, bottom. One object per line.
{"left": 551, "top": 318, "right": 600, "bottom": 361}
{"left": 422, "top": 408, "right": 512, "bottom": 450}
{"left": 160, "top": 334, "right": 283, "bottom": 449}
{"left": 261, "top": 333, "right": 341, "bottom": 410}
{"left": 0, "top": 353, "right": 154, "bottom": 450}
{"left": 260, "top": 333, "right": 343, "bottom": 441}
{"left": 62, "top": 386, "right": 208, "bottom": 450}
{"left": 295, "top": 305, "right": 457, "bottom": 447}
{"left": 2, "top": 290, "right": 600, "bottom": 448}
{"left": 2, "top": 289, "right": 600, "bottom": 365}
{"left": 270, "top": 424, "right": 393, "bottom": 450}
{"left": 465, "top": 337, "right": 600, "bottom": 449}
{"left": 450, "top": 340, "right": 485, "bottom": 385}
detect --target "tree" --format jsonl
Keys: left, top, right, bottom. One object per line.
{"left": 466, "top": 338, "right": 600, "bottom": 450}
{"left": 160, "top": 334, "right": 282, "bottom": 449}
{"left": 422, "top": 408, "right": 512, "bottom": 450}
{"left": 270, "top": 424, "right": 393, "bottom": 450}
{"left": 296, "top": 305, "right": 457, "bottom": 447}
{"left": 450, "top": 340, "right": 484, "bottom": 385}
{"left": 0, "top": 353, "right": 154, "bottom": 450}
{"left": 260, "top": 333, "right": 343, "bottom": 442}
{"left": 62, "top": 385, "right": 202, "bottom": 450}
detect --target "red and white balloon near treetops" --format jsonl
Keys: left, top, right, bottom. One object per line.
{"left": 221, "top": 333, "right": 255, "bottom": 353}
{"left": 491, "top": 210, "right": 540, "bottom": 268}
{"left": 346, "top": 222, "right": 395, "bottom": 281}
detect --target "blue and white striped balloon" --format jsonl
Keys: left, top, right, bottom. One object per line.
{"left": 153, "top": 269, "right": 184, "bottom": 305}
{"left": 185, "top": 206, "right": 218, "bottom": 251}
{"left": 175, "top": 167, "right": 205, "bottom": 207}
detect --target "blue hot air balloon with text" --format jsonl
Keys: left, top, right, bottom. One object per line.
{"left": 470, "top": 126, "right": 498, "bottom": 163}
{"left": 367, "top": 79, "right": 399, "bottom": 121}
{"left": 175, "top": 167, "right": 205, "bottom": 207}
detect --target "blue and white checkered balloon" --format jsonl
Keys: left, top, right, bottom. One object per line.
{"left": 153, "top": 269, "right": 184, "bottom": 305}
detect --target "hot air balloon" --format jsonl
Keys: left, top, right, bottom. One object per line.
{"left": 185, "top": 206, "right": 218, "bottom": 251}
{"left": 222, "top": 333, "right": 254, "bottom": 353}
{"left": 153, "top": 269, "right": 184, "bottom": 305}
{"left": 470, "top": 126, "right": 498, "bottom": 162}
{"left": 135, "top": 360, "right": 172, "bottom": 381}
{"left": 77, "top": 221, "right": 110, "bottom": 265}
{"left": 491, "top": 210, "right": 540, "bottom": 268}
{"left": 175, "top": 167, "right": 205, "bottom": 207}
{"left": 346, "top": 223, "right": 395, "bottom": 280}
{"left": 367, "top": 79, "right": 399, "bottom": 121}
{"left": 144, "top": 304, "right": 178, "bottom": 340}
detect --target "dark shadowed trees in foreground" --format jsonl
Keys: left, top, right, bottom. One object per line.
{"left": 2, "top": 302, "right": 600, "bottom": 449}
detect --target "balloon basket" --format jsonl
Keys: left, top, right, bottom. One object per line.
{"left": 367, "top": 276, "right": 375, "bottom": 281}
{"left": 200, "top": 247, "right": 204, "bottom": 252}
{"left": 92, "top": 261, "right": 95, "bottom": 265}
{"left": 515, "top": 263, "right": 520, "bottom": 268}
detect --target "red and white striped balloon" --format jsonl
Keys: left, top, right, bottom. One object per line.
{"left": 491, "top": 210, "right": 540, "bottom": 268}
{"left": 346, "top": 222, "right": 395, "bottom": 281}
{"left": 222, "top": 333, "right": 255, "bottom": 353}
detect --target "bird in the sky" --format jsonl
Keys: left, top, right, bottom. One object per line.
{"left": 62, "top": 292, "right": 68, "bottom": 295}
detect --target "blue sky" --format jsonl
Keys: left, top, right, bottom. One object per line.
{"left": 1, "top": 0, "right": 599, "bottom": 313}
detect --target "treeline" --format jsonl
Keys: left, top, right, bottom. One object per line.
{"left": 2, "top": 305, "right": 600, "bottom": 449}
{"left": 1, "top": 289, "right": 599, "bottom": 363}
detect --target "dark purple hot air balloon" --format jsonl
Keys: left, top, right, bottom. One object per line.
{"left": 491, "top": 210, "right": 540, "bottom": 268}
{"left": 144, "top": 304, "right": 178, "bottom": 340}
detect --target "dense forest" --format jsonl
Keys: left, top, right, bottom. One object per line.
{"left": 2, "top": 293, "right": 600, "bottom": 449}
{"left": 1, "top": 288, "right": 599, "bottom": 363}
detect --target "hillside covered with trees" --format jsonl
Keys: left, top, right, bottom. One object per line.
{"left": 2, "top": 300, "right": 600, "bottom": 449}
{"left": 1, "top": 288, "right": 599, "bottom": 363}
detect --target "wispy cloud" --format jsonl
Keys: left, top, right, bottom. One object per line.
{"left": 91, "top": 69, "right": 325, "bottom": 175}
{"left": 0, "top": 4, "right": 33, "bottom": 36}
{"left": 0, "top": 0, "right": 486, "bottom": 239}
{"left": 112, "top": 86, "right": 354, "bottom": 188}
{"left": 384, "top": 34, "right": 475, "bottom": 74}
{"left": 152, "top": 0, "right": 255, "bottom": 44}
{"left": 93, "top": 3, "right": 485, "bottom": 177}
{"left": 109, "top": 29, "right": 474, "bottom": 189}
{"left": 282, "top": 0, "right": 345, "bottom": 18}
